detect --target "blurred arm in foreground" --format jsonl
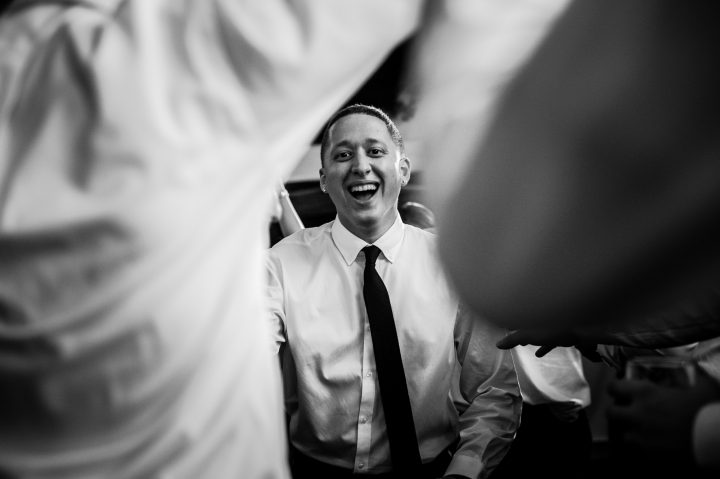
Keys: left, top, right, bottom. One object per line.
{"left": 414, "top": 0, "right": 720, "bottom": 347}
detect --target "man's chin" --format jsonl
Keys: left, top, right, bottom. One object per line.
{"left": 347, "top": 211, "right": 380, "bottom": 227}
{"left": 339, "top": 208, "right": 381, "bottom": 227}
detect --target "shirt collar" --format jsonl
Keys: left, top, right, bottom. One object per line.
{"left": 331, "top": 214, "right": 405, "bottom": 266}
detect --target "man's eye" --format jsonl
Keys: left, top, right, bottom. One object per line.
{"left": 334, "top": 151, "right": 351, "bottom": 161}
{"left": 369, "top": 148, "right": 384, "bottom": 156}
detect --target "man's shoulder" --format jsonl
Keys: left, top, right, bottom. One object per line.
{"left": 402, "top": 223, "right": 438, "bottom": 250}
{"left": 270, "top": 222, "right": 332, "bottom": 256}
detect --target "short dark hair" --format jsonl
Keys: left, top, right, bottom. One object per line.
{"left": 320, "top": 104, "right": 405, "bottom": 164}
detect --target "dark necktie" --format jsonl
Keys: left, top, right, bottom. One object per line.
{"left": 362, "top": 245, "right": 422, "bottom": 473}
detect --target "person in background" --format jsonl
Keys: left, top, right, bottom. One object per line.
{"left": 0, "top": 1, "right": 425, "bottom": 477}
{"left": 267, "top": 104, "right": 520, "bottom": 479}
{"left": 592, "top": 338, "right": 720, "bottom": 476}
{"left": 497, "top": 333, "right": 720, "bottom": 475}
{"left": 490, "top": 345, "right": 592, "bottom": 479}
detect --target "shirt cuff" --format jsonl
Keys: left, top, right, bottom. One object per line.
{"left": 693, "top": 402, "right": 720, "bottom": 469}
{"left": 444, "top": 453, "right": 482, "bottom": 479}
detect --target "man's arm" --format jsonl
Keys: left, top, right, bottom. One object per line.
{"left": 497, "top": 287, "right": 720, "bottom": 355}
{"left": 445, "top": 305, "right": 522, "bottom": 479}
{"left": 432, "top": 0, "right": 720, "bottom": 340}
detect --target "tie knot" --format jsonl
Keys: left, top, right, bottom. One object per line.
{"left": 363, "top": 245, "right": 381, "bottom": 267}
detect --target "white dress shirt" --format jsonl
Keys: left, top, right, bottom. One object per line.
{"left": 512, "top": 346, "right": 591, "bottom": 414}
{"left": 267, "top": 216, "right": 521, "bottom": 478}
{"left": 0, "top": 1, "right": 423, "bottom": 477}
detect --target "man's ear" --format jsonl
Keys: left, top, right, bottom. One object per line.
{"left": 319, "top": 168, "right": 327, "bottom": 193}
{"left": 400, "top": 156, "right": 411, "bottom": 186}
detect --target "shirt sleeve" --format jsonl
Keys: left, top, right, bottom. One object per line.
{"left": 425, "top": 0, "right": 720, "bottom": 343}
{"left": 0, "top": 1, "right": 422, "bottom": 477}
{"left": 445, "top": 304, "right": 522, "bottom": 479}
{"left": 575, "top": 288, "right": 720, "bottom": 349}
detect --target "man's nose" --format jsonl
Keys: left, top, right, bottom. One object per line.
{"left": 351, "top": 152, "right": 371, "bottom": 175}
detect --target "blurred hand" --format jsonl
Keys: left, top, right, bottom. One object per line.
{"left": 496, "top": 329, "right": 578, "bottom": 357}
{"left": 270, "top": 197, "right": 283, "bottom": 223}
{"left": 607, "top": 374, "right": 720, "bottom": 468}
{"left": 270, "top": 184, "right": 290, "bottom": 223}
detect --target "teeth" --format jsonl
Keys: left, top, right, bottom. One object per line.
{"left": 350, "top": 184, "right": 377, "bottom": 193}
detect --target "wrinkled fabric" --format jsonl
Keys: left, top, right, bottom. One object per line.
{"left": 0, "top": 0, "right": 422, "bottom": 477}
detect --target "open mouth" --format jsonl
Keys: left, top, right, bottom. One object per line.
{"left": 348, "top": 183, "right": 379, "bottom": 201}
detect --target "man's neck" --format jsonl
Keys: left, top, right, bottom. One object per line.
{"left": 339, "top": 214, "right": 398, "bottom": 244}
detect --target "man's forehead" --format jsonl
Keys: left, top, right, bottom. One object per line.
{"left": 328, "top": 113, "right": 392, "bottom": 144}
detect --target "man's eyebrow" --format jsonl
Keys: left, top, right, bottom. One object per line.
{"left": 363, "top": 138, "right": 388, "bottom": 146}
{"left": 331, "top": 137, "right": 388, "bottom": 151}
{"left": 331, "top": 140, "right": 353, "bottom": 150}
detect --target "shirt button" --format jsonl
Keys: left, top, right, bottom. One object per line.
{"left": 358, "top": 463, "right": 365, "bottom": 469}
{"left": 359, "top": 416, "right": 367, "bottom": 424}
{"left": 366, "top": 371, "right": 373, "bottom": 377}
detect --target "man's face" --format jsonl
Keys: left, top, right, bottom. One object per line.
{"left": 320, "top": 113, "right": 410, "bottom": 241}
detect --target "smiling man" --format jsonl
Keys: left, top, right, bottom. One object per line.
{"left": 266, "top": 104, "right": 520, "bottom": 479}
